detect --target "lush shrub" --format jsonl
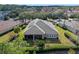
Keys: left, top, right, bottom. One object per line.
{"left": 45, "top": 44, "right": 76, "bottom": 50}
{"left": 68, "top": 48, "right": 76, "bottom": 54}
{"left": 0, "top": 38, "right": 30, "bottom": 54}
{"left": 21, "top": 25, "right": 26, "bottom": 29}
{"left": 0, "top": 28, "right": 31, "bottom": 54}
{"left": 64, "top": 31, "right": 78, "bottom": 42}
{"left": 35, "top": 40, "right": 45, "bottom": 50}
{"left": 13, "top": 26, "right": 21, "bottom": 33}
{"left": 36, "top": 44, "right": 76, "bottom": 53}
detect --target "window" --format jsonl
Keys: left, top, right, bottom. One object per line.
{"left": 52, "top": 35, "right": 54, "bottom": 37}
{"left": 50, "top": 35, "right": 51, "bottom": 37}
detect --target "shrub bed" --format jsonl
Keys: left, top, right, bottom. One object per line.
{"left": 64, "top": 30, "right": 78, "bottom": 44}
{"left": 36, "top": 44, "right": 77, "bottom": 53}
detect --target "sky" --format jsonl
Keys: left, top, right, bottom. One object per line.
{"left": 0, "top": 0, "right": 79, "bottom": 5}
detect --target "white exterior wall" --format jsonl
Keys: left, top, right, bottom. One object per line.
{"left": 45, "top": 34, "right": 58, "bottom": 38}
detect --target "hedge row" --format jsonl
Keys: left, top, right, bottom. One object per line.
{"left": 64, "top": 30, "right": 78, "bottom": 42}
{"left": 36, "top": 44, "right": 77, "bottom": 53}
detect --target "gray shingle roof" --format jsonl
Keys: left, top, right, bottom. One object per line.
{"left": 36, "top": 20, "right": 57, "bottom": 34}
{"left": 0, "top": 20, "right": 22, "bottom": 34}
{"left": 25, "top": 19, "right": 58, "bottom": 35}
{"left": 25, "top": 25, "right": 44, "bottom": 35}
{"left": 65, "top": 20, "right": 79, "bottom": 30}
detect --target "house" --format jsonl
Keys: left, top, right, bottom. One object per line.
{"left": 65, "top": 20, "right": 79, "bottom": 35}
{"left": 0, "top": 20, "right": 22, "bottom": 35}
{"left": 58, "top": 21, "right": 65, "bottom": 27}
{"left": 56, "top": 18, "right": 79, "bottom": 35}
{"left": 24, "top": 19, "right": 58, "bottom": 41}
{"left": 55, "top": 18, "right": 79, "bottom": 35}
{"left": 52, "top": 19, "right": 61, "bottom": 25}
{"left": 56, "top": 19, "right": 66, "bottom": 28}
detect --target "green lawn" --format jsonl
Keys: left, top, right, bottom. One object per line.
{"left": 55, "top": 25, "right": 75, "bottom": 46}
{"left": 0, "top": 25, "right": 27, "bottom": 43}
{"left": 0, "top": 24, "right": 76, "bottom": 51}
{"left": 45, "top": 43, "right": 76, "bottom": 49}
{"left": 65, "top": 30, "right": 78, "bottom": 42}
{"left": 13, "top": 25, "right": 77, "bottom": 50}
{"left": 0, "top": 31, "right": 16, "bottom": 43}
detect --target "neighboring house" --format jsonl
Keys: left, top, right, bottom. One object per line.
{"left": 52, "top": 19, "right": 61, "bottom": 25}
{"left": 0, "top": 20, "right": 22, "bottom": 35}
{"left": 19, "top": 19, "right": 30, "bottom": 25}
{"left": 54, "top": 18, "right": 79, "bottom": 35}
{"left": 24, "top": 19, "right": 58, "bottom": 41}
{"left": 65, "top": 20, "right": 79, "bottom": 35}
{"left": 52, "top": 19, "right": 65, "bottom": 27}
{"left": 55, "top": 19, "right": 66, "bottom": 28}
{"left": 58, "top": 21, "right": 65, "bottom": 27}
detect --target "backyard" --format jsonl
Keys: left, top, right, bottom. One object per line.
{"left": 0, "top": 31, "right": 16, "bottom": 43}
{"left": 55, "top": 25, "right": 76, "bottom": 46}
{"left": 0, "top": 22, "right": 78, "bottom": 54}
{"left": 0, "top": 24, "right": 26, "bottom": 43}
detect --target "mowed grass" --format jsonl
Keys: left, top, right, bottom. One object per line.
{"left": 45, "top": 43, "right": 76, "bottom": 49}
{"left": 0, "top": 31, "right": 16, "bottom": 43}
{"left": 55, "top": 25, "right": 75, "bottom": 46}
{"left": 65, "top": 30, "right": 78, "bottom": 42}
{"left": 0, "top": 26, "right": 27, "bottom": 44}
